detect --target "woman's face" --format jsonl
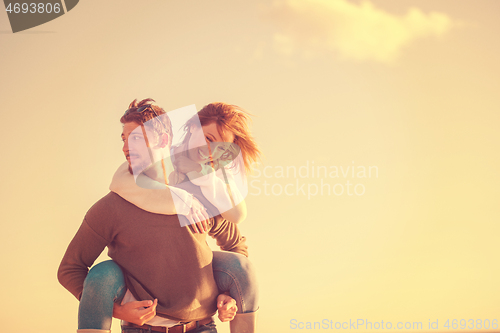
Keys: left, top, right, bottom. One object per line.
{"left": 187, "top": 122, "right": 235, "bottom": 164}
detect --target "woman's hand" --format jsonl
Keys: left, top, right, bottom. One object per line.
{"left": 217, "top": 294, "right": 238, "bottom": 322}
{"left": 113, "top": 299, "right": 158, "bottom": 325}
{"left": 174, "top": 155, "right": 202, "bottom": 174}
{"left": 187, "top": 197, "right": 209, "bottom": 234}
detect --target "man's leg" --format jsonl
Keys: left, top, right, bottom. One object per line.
{"left": 78, "top": 260, "right": 127, "bottom": 332}
{"left": 212, "top": 251, "right": 258, "bottom": 333}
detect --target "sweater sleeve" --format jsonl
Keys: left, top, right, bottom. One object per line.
{"left": 208, "top": 215, "right": 248, "bottom": 257}
{"left": 57, "top": 218, "right": 109, "bottom": 300}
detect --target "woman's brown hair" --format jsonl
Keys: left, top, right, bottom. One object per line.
{"left": 184, "top": 102, "right": 261, "bottom": 175}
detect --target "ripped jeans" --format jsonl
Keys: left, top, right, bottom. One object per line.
{"left": 78, "top": 251, "right": 259, "bottom": 330}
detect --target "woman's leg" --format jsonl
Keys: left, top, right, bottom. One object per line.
{"left": 212, "top": 251, "right": 258, "bottom": 314}
{"left": 213, "top": 251, "right": 258, "bottom": 333}
{"left": 78, "top": 260, "right": 127, "bottom": 330}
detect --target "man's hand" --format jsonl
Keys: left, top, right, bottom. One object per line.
{"left": 187, "top": 196, "right": 209, "bottom": 234}
{"left": 113, "top": 299, "right": 158, "bottom": 326}
{"left": 217, "top": 294, "right": 237, "bottom": 322}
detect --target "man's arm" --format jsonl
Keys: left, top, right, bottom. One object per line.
{"left": 57, "top": 219, "right": 108, "bottom": 300}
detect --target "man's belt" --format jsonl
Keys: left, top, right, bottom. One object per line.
{"left": 122, "top": 317, "right": 213, "bottom": 333}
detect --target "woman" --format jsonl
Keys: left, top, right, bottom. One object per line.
{"left": 170, "top": 102, "right": 260, "bottom": 226}
{"left": 169, "top": 102, "right": 262, "bottom": 332}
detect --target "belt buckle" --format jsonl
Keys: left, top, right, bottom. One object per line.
{"left": 173, "top": 322, "right": 187, "bottom": 333}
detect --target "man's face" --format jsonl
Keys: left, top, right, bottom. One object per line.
{"left": 122, "top": 122, "right": 155, "bottom": 174}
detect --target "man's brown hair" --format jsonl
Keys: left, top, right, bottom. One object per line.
{"left": 120, "top": 98, "right": 172, "bottom": 143}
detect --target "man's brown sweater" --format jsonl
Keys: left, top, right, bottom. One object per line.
{"left": 58, "top": 191, "right": 248, "bottom": 322}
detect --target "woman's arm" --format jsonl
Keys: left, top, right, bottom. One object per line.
{"left": 192, "top": 165, "right": 247, "bottom": 224}
{"left": 209, "top": 215, "right": 248, "bottom": 257}
{"left": 110, "top": 162, "right": 194, "bottom": 216}
{"left": 175, "top": 156, "right": 247, "bottom": 224}
{"left": 192, "top": 170, "right": 247, "bottom": 223}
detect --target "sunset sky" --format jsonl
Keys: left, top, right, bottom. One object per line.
{"left": 0, "top": 1, "right": 499, "bottom": 332}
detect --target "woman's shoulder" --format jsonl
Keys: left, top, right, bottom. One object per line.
{"left": 171, "top": 144, "right": 183, "bottom": 156}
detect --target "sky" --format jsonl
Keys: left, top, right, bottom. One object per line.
{"left": 0, "top": 1, "right": 499, "bottom": 332}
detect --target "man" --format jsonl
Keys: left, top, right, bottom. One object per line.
{"left": 58, "top": 98, "right": 245, "bottom": 333}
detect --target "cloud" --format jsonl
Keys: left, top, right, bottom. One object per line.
{"left": 265, "top": 0, "right": 456, "bottom": 63}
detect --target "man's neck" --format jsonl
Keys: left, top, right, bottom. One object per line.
{"left": 143, "top": 166, "right": 168, "bottom": 185}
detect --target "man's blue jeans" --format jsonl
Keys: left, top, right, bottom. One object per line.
{"left": 78, "top": 251, "right": 258, "bottom": 330}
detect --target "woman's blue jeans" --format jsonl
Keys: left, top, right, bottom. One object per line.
{"left": 78, "top": 251, "right": 258, "bottom": 330}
